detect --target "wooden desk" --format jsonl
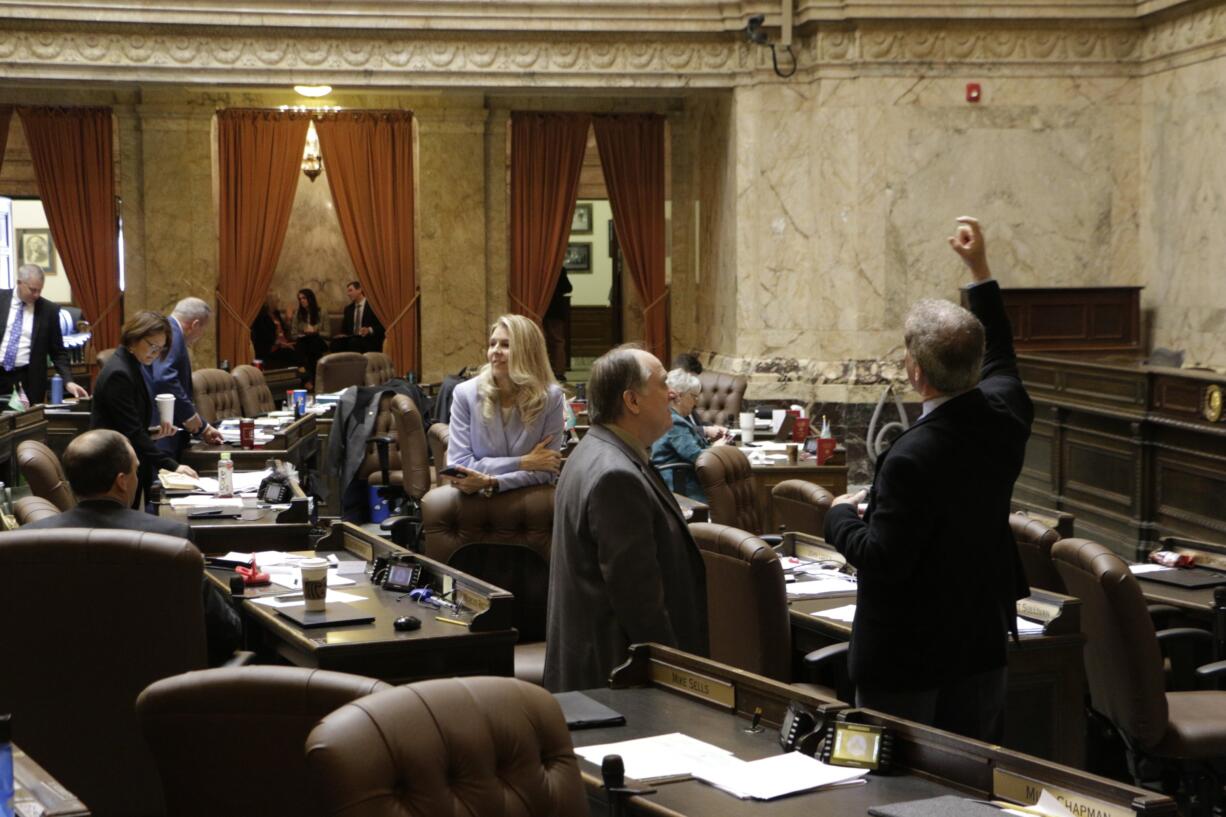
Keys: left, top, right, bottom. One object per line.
{"left": 750, "top": 458, "right": 848, "bottom": 533}
{"left": 206, "top": 522, "right": 517, "bottom": 683}
{"left": 0, "top": 405, "right": 47, "bottom": 488}
{"left": 155, "top": 492, "right": 313, "bottom": 555}
{"left": 13, "top": 743, "right": 90, "bottom": 816}
{"left": 315, "top": 411, "right": 342, "bottom": 518}
{"left": 46, "top": 402, "right": 90, "bottom": 459}
{"left": 780, "top": 534, "right": 1087, "bottom": 768}
{"left": 674, "top": 492, "right": 709, "bottom": 523}
{"left": 574, "top": 644, "right": 1172, "bottom": 817}
{"left": 181, "top": 413, "right": 319, "bottom": 476}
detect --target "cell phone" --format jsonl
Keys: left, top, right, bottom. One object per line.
{"left": 438, "top": 466, "right": 468, "bottom": 479}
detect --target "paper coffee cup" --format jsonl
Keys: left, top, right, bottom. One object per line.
{"left": 739, "top": 412, "right": 755, "bottom": 444}
{"left": 155, "top": 393, "right": 175, "bottom": 424}
{"left": 300, "top": 557, "right": 329, "bottom": 612}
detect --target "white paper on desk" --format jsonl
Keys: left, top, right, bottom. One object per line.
{"left": 223, "top": 551, "right": 339, "bottom": 568}
{"left": 692, "top": 751, "right": 869, "bottom": 800}
{"left": 250, "top": 589, "right": 365, "bottom": 608}
{"left": 169, "top": 496, "right": 245, "bottom": 509}
{"left": 780, "top": 556, "right": 813, "bottom": 572}
{"left": 336, "top": 560, "right": 369, "bottom": 575}
{"left": 812, "top": 603, "right": 857, "bottom": 623}
{"left": 1129, "top": 563, "right": 1167, "bottom": 575}
{"left": 1015, "top": 616, "right": 1045, "bottom": 636}
{"left": 264, "top": 566, "right": 355, "bottom": 588}
{"left": 232, "top": 469, "right": 273, "bottom": 494}
{"left": 787, "top": 578, "right": 859, "bottom": 597}
{"left": 574, "top": 733, "right": 733, "bottom": 783}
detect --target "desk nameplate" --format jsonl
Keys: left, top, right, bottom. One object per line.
{"left": 994, "top": 768, "right": 1134, "bottom": 817}
{"left": 648, "top": 659, "right": 735, "bottom": 710}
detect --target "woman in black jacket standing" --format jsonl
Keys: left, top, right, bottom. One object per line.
{"left": 92, "top": 310, "right": 198, "bottom": 506}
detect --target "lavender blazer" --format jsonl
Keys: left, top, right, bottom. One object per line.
{"left": 447, "top": 377, "right": 566, "bottom": 492}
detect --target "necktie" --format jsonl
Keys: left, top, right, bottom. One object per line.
{"left": 3, "top": 302, "right": 24, "bottom": 372}
{"left": 354, "top": 303, "right": 363, "bottom": 332}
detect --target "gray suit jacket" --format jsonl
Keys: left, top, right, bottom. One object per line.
{"left": 543, "top": 424, "right": 708, "bottom": 692}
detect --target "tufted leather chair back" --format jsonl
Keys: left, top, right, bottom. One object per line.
{"left": 427, "top": 423, "right": 450, "bottom": 486}
{"left": 356, "top": 393, "right": 402, "bottom": 488}
{"left": 357, "top": 395, "right": 430, "bottom": 500}
{"left": 1010, "top": 512, "right": 1065, "bottom": 593}
{"left": 94, "top": 347, "right": 116, "bottom": 370}
{"left": 695, "top": 446, "right": 762, "bottom": 533}
{"left": 690, "top": 523, "right": 792, "bottom": 682}
{"left": 695, "top": 371, "right": 747, "bottom": 426}
{"left": 315, "top": 352, "right": 367, "bottom": 394}
{"left": 17, "top": 440, "right": 75, "bottom": 511}
{"left": 1051, "top": 538, "right": 1168, "bottom": 751}
{"left": 193, "top": 368, "right": 243, "bottom": 423}
{"left": 137, "top": 666, "right": 389, "bottom": 817}
{"left": 770, "top": 481, "right": 833, "bottom": 537}
{"left": 306, "top": 676, "right": 586, "bottom": 817}
{"left": 363, "top": 352, "right": 396, "bottom": 386}
{"left": 14, "top": 495, "right": 62, "bottom": 525}
{"left": 422, "top": 484, "right": 554, "bottom": 642}
{"left": 0, "top": 529, "right": 208, "bottom": 817}
{"left": 232, "top": 365, "right": 276, "bottom": 417}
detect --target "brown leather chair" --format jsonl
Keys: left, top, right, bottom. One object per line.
{"left": 315, "top": 351, "right": 367, "bottom": 394}
{"left": 363, "top": 351, "right": 396, "bottom": 386}
{"left": 427, "top": 422, "right": 450, "bottom": 486}
{"left": 689, "top": 522, "right": 843, "bottom": 697}
{"left": 1052, "top": 538, "right": 1226, "bottom": 812}
{"left": 232, "top": 364, "right": 276, "bottom": 417}
{"left": 422, "top": 483, "right": 554, "bottom": 684}
{"left": 14, "top": 495, "right": 62, "bottom": 525}
{"left": 1011, "top": 511, "right": 1066, "bottom": 594}
{"left": 94, "top": 346, "right": 116, "bottom": 370}
{"left": 136, "top": 666, "right": 389, "bottom": 817}
{"left": 695, "top": 445, "right": 817, "bottom": 540}
{"left": 192, "top": 367, "right": 243, "bottom": 423}
{"left": 16, "top": 439, "right": 75, "bottom": 511}
{"left": 305, "top": 677, "right": 586, "bottom": 817}
{"left": 357, "top": 395, "right": 430, "bottom": 500}
{"left": 770, "top": 480, "right": 833, "bottom": 538}
{"left": 695, "top": 370, "right": 747, "bottom": 426}
{"left": 0, "top": 529, "right": 212, "bottom": 817}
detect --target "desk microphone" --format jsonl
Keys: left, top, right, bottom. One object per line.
{"left": 601, "top": 753, "right": 655, "bottom": 817}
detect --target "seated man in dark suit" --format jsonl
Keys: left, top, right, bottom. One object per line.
{"left": 823, "top": 217, "right": 1033, "bottom": 743}
{"left": 25, "top": 429, "right": 241, "bottom": 666}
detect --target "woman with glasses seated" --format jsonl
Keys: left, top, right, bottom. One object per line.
{"left": 91, "top": 310, "right": 198, "bottom": 506}
{"left": 651, "top": 368, "right": 726, "bottom": 502}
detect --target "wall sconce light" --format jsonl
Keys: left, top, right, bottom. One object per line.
{"left": 302, "top": 120, "right": 323, "bottom": 182}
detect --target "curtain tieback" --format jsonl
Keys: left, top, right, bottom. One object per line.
{"left": 508, "top": 293, "right": 543, "bottom": 323}
{"left": 214, "top": 290, "right": 247, "bottom": 325}
{"left": 643, "top": 287, "right": 670, "bottom": 315}
{"left": 385, "top": 290, "right": 420, "bottom": 332}
{"left": 92, "top": 293, "right": 123, "bottom": 326}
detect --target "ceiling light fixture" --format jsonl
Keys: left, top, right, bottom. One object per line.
{"left": 294, "top": 85, "right": 332, "bottom": 98}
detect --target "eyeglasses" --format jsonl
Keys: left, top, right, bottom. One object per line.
{"left": 143, "top": 339, "right": 165, "bottom": 354}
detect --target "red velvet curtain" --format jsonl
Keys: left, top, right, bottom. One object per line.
{"left": 315, "top": 111, "right": 418, "bottom": 375}
{"left": 509, "top": 112, "right": 590, "bottom": 322}
{"left": 215, "top": 109, "right": 310, "bottom": 366}
{"left": 594, "top": 114, "right": 668, "bottom": 363}
{"left": 18, "top": 107, "right": 122, "bottom": 349}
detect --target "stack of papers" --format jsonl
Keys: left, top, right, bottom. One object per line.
{"left": 220, "top": 551, "right": 356, "bottom": 588}
{"left": 1129, "top": 563, "right": 1167, "bottom": 575}
{"left": 161, "top": 468, "right": 272, "bottom": 496}
{"left": 693, "top": 751, "right": 869, "bottom": 800}
{"left": 1015, "top": 616, "right": 1045, "bottom": 635}
{"left": 787, "top": 573, "right": 858, "bottom": 598}
{"left": 574, "top": 733, "right": 734, "bottom": 783}
{"left": 169, "top": 496, "right": 244, "bottom": 510}
{"left": 251, "top": 588, "right": 364, "bottom": 608}
{"left": 812, "top": 603, "right": 858, "bottom": 623}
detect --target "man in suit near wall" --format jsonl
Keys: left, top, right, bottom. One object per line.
{"left": 544, "top": 344, "right": 708, "bottom": 692}
{"left": 823, "top": 217, "right": 1033, "bottom": 743}
{"left": 0, "top": 264, "right": 88, "bottom": 403}
{"left": 25, "top": 429, "right": 242, "bottom": 665}
{"left": 146, "top": 297, "right": 224, "bottom": 458}
{"left": 339, "top": 280, "right": 384, "bottom": 353}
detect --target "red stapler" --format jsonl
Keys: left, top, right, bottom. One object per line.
{"left": 236, "top": 558, "right": 271, "bottom": 586}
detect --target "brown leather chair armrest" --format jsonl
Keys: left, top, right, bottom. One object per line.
{"left": 802, "top": 642, "right": 851, "bottom": 702}
{"left": 1194, "top": 659, "right": 1226, "bottom": 683}
{"left": 221, "top": 651, "right": 256, "bottom": 667}
{"left": 1157, "top": 627, "right": 1216, "bottom": 691}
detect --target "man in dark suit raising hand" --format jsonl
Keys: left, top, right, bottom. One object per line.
{"left": 824, "top": 217, "right": 1033, "bottom": 743}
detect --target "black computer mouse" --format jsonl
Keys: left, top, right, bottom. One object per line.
{"left": 393, "top": 615, "right": 421, "bottom": 632}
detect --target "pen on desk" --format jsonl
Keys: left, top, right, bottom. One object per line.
{"left": 434, "top": 616, "right": 468, "bottom": 627}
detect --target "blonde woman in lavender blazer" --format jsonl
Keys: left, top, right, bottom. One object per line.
{"left": 447, "top": 314, "right": 566, "bottom": 495}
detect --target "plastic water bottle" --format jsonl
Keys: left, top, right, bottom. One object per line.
{"left": 217, "top": 452, "right": 234, "bottom": 498}
{"left": 49, "top": 374, "right": 63, "bottom": 405}
{"left": 0, "top": 713, "right": 13, "bottom": 817}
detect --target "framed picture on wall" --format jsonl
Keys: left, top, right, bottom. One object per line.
{"left": 571, "top": 203, "right": 593, "bottom": 234}
{"left": 563, "top": 242, "right": 591, "bottom": 272}
{"left": 16, "top": 228, "right": 55, "bottom": 275}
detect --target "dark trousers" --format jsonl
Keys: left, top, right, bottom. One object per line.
{"left": 855, "top": 666, "right": 1008, "bottom": 743}
{"left": 0, "top": 366, "right": 29, "bottom": 402}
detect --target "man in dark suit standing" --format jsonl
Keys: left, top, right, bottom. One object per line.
{"left": 0, "top": 264, "right": 88, "bottom": 403}
{"left": 339, "top": 280, "right": 384, "bottom": 353}
{"left": 147, "top": 297, "right": 225, "bottom": 458}
{"left": 823, "top": 217, "right": 1033, "bottom": 743}
{"left": 544, "top": 345, "right": 708, "bottom": 692}
{"left": 25, "top": 429, "right": 242, "bottom": 665}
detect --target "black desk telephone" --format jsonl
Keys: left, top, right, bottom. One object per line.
{"left": 779, "top": 702, "right": 824, "bottom": 754}
{"left": 779, "top": 703, "right": 895, "bottom": 773}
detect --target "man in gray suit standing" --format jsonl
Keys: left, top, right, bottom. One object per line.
{"left": 544, "top": 345, "right": 708, "bottom": 692}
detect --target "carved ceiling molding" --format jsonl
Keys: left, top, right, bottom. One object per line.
{"left": 0, "top": 3, "right": 1220, "bottom": 89}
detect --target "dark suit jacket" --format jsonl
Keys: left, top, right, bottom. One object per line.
{"left": 342, "top": 299, "right": 384, "bottom": 345}
{"left": 145, "top": 317, "right": 196, "bottom": 457}
{"left": 0, "top": 290, "right": 76, "bottom": 402}
{"left": 92, "top": 346, "right": 178, "bottom": 498}
{"left": 543, "top": 423, "right": 708, "bottom": 692}
{"left": 24, "top": 498, "right": 242, "bottom": 666}
{"left": 824, "top": 280, "right": 1033, "bottom": 692}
